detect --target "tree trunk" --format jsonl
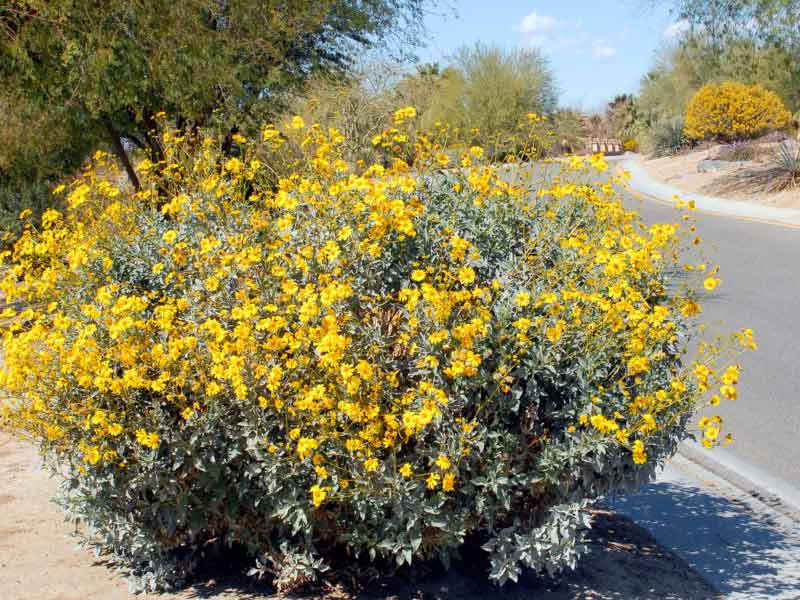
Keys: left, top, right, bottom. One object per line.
{"left": 103, "top": 117, "right": 140, "bottom": 191}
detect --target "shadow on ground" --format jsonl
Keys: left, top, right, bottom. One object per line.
{"left": 177, "top": 509, "right": 718, "bottom": 600}
{"left": 611, "top": 475, "right": 800, "bottom": 599}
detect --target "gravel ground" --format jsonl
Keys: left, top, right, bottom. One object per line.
{"left": 637, "top": 147, "right": 800, "bottom": 210}
{"left": 0, "top": 432, "right": 719, "bottom": 600}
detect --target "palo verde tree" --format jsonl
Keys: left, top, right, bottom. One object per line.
{"left": 424, "top": 44, "right": 558, "bottom": 158}
{"left": 0, "top": 1, "right": 432, "bottom": 190}
{"left": 660, "top": 0, "right": 800, "bottom": 110}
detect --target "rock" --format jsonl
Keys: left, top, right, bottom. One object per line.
{"left": 753, "top": 131, "right": 789, "bottom": 145}
{"left": 706, "top": 144, "right": 732, "bottom": 160}
{"left": 697, "top": 159, "right": 744, "bottom": 173}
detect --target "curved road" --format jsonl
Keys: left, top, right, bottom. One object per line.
{"left": 622, "top": 191, "right": 800, "bottom": 490}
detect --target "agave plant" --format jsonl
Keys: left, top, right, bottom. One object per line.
{"left": 648, "top": 117, "right": 689, "bottom": 158}
{"left": 722, "top": 141, "right": 800, "bottom": 193}
{"left": 766, "top": 141, "right": 800, "bottom": 192}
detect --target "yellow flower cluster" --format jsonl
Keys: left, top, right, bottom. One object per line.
{"left": 0, "top": 109, "right": 753, "bottom": 515}
{"left": 685, "top": 81, "right": 791, "bottom": 141}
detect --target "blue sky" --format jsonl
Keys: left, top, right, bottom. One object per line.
{"left": 418, "top": 1, "right": 688, "bottom": 111}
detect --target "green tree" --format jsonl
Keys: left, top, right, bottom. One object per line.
{"left": 0, "top": 0, "right": 431, "bottom": 190}
{"left": 606, "top": 94, "right": 640, "bottom": 139}
{"left": 0, "top": 91, "right": 95, "bottom": 243}
{"left": 424, "top": 44, "right": 558, "bottom": 156}
{"left": 552, "top": 108, "right": 585, "bottom": 154}
{"left": 661, "top": 0, "right": 800, "bottom": 109}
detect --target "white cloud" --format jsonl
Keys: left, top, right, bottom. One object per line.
{"left": 514, "top": 13, "right": 616, "bottom": 60}
{"left": 663, "top": 18, "right": 690, "bottom": 39}
{"left": 592, "top": 42, "right": 617, "bottom": 59}
{"left": 515, "top": 12, "right": 559, "bottom": 34}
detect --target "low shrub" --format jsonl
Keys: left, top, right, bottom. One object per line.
{"left": 646, "top": 117, "right": 690, "bottom": 158}
{"left": 684, "top": 81, "right": 791, "bottom": 142}
{"left": 0, "top": 110, "right": 753, "bottom": 592}
{"left": 714, "top": 142, "right": 759, "bottom": 162}
{"left": 622, "top": 138, "right": 638, "bottom": 152}
{"left": 768, "top": 142, "right": 800, "bottom": 190}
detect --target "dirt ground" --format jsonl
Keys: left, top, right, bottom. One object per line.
{"left": 639, "top": 146, "right": 800, "bottom": 209}
{"left": 0, "top": 431, "right": 721, "bottom": 600}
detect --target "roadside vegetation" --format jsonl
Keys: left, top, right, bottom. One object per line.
{"left": 0, "top": 0, "right": 761, "bottom": 594}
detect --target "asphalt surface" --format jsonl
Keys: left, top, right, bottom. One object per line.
{"left": 621, "top": 191, "right": 800, "bottom": 490}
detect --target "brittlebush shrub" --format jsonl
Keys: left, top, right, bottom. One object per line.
{"left": 684, "top": 81, "right": 791, "bottom": 141}
{"left": 0, "top": 110, "right": 754, "bottom": 592}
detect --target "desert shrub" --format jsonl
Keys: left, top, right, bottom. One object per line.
{"left": 0, "top": 110, "right": 752, "bottom": 592}
{"left": 684, "top": 81, "right": 791, "bottom": 141}
{"left": 714, "top": 142, "right": 760, "bottom": 162}
{"left": 645, "top": 117, "right": 691, "bottom": 157}
{"left": 766, "top": 142, "right": 800, "bottom": 190}
{"left": 731, "top": 141, "right": 800, "bottom": 193}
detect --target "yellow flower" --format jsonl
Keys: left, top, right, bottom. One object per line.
{"left": 457, "top": 266, "right": 476, "bottom": 285}
{"left": 151, "top": 262, "right": 165, "bottom": 275}
{"left": 181, "top": 407, "right": 194, "bottom": 420}
{"left": 428, "top": 330, "right": 448, "bottom": 345}
{"left": 91, "top": 409, "right": 107, "bottom": 425}
{"left": 631, "top": 440, "right": 647, "bottom": 464}
{"left": 442, "top": 472, "right": 456, "bottom": 492}
{"left": 135, "top": 429, "right": 160, "bottom": 450}
{"left": 435, "top": 455, "right": 451, "bottom": 470}
{"left": 514, "top": 292, "right": 531, "bottom": 307}
{"left": 204, "top": 276, "right": 220, "bottom": 292}
{"left": 82, "top": 446, "right": 101, "bottom": 465}
{"left": 513, "top": 318, "right": 532, "bottom": 331}
{"left": 309, "top": 484, "right": 328, "bottom": 507}
{"left": 224, "top": 157, "right": 243, "bottom": 174}
{"left": 162, "top": 230, "right": 178, "bottom": 244}
{"left": 399, "top": 463, "right": 413, "bottom": 478}
{"left": 426, "top": 472, "right": 440, "bottom": 490}
{"left": 703, "top": 277, "right": 721, "bottom": 291}
{"left": 720, "top": 365, "right": 740, "bottom": 386}
{"left": 106, "top": 423, "right": 123, "bottom": 436}
{"left": 364, "top": 457, "right": 379, "bottom": 472}
{"left": 411, "top": 269, "right": 426, "bottom": 282}
{"left": 545, "top": 320, "right": 566, "bottom": 343}
{"left": 392, "top": 106, "right": 417, "bottom": 124}
{"left": 704, "top": 426, "right": 720, "bottom": 441}
{"left": 627, "top": 356, "right": 650, "bottom": 376}
{"left": 289, "top": 116, "right": 305, "bottom": 130}
{"left": 297, "top": 437, "right": 319, "bottom": 460}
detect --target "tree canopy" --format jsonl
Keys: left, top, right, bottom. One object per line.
{"left": 0, "top": 0, "right": 431, "bottom": 188}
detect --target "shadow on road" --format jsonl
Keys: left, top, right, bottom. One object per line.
{"left": 611, "top": 475, "right": 800, "bottom": 598}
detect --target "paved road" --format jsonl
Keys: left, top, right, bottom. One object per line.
{"left": 622, "top": 192, "right": 800, "bottom": 490}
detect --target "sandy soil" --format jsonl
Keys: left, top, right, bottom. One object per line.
{"left": 0, "top": 431, "right": 720, "bottom": 599}
{"left": 639, "top": 146, "right": 800, "bottom": 209}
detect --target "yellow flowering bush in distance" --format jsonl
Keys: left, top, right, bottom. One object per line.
{"left": 0, "top": 110, "right": 753, "bottom": 591}
{"left": 684, "top": 81, "right": 791, "bottom": 141}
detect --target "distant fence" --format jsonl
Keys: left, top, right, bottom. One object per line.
{"left": 586, "top": 138, "right": 624, "bottom": 156}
